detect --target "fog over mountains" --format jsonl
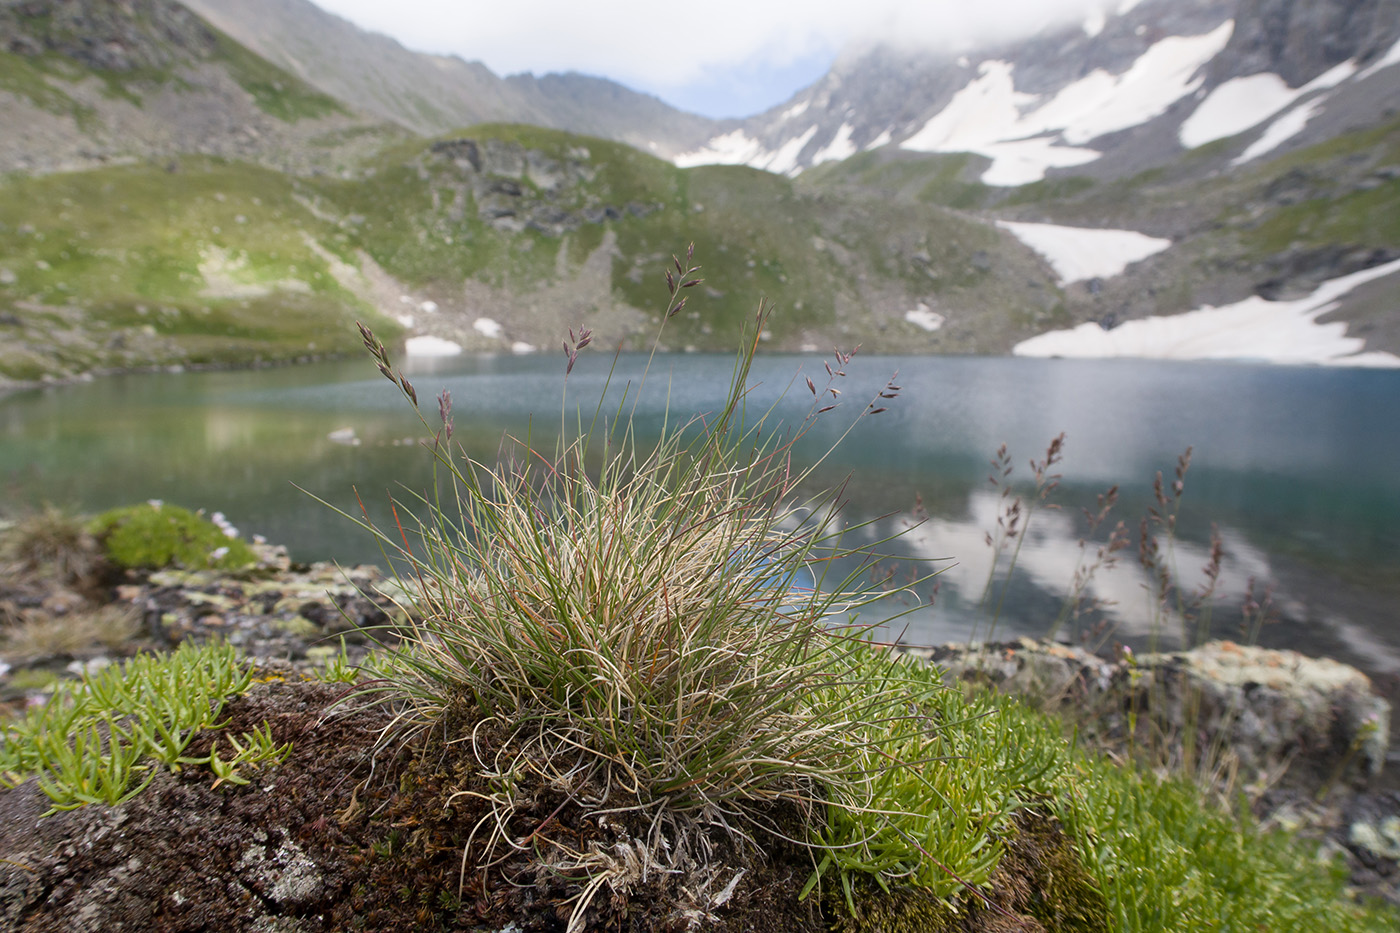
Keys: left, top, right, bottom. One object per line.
{"left": 182, "top": 0, "right": 1400, "bottom": 183}
{"left": 678, "top": 0, "right": 1400, "bottom": 181}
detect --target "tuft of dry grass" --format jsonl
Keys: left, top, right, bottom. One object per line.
{"left": 0, "top": 505, "right": 105, "bottom": 589}
{"left": 2, "top": 604, "right": 141, "bottom": 662}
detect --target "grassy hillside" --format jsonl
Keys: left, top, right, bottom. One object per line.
{"left": 0, "top": 157, "right": 400, "bottom": 381}
{"left": 1, "top": 124, "right": 1062, "bottom": 382}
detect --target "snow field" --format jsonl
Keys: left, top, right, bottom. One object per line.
{"left": 1013, "top": 258, "right": 1400, "bottom": 367}
{"left": 996, "top": 221, "right": 1172, "bottom": 284}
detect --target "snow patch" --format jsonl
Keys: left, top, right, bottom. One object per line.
{"left": 865, "top": 128, "right": 892, "bottom": 150}
{"left": 905, "top": 303, "right": 945, "bottom": 331}
{"left": 1180, "top": 60, "right": 1354, "bottom": 149}
{"left": 1013, "top": 258, "right": 1400, "bottom": 366}
{"left": 674, "top": 130, "right": 767, "bottom": 168}
{"left": 405, "top": 335, "right": 463, "bottom": 357}
{"left": 1054, "top": 23, "right": 1236, "bottom": 144}
{"left": 901, "top": 23, "right": 1232, "bottom": 184}
{"left": 811, "top": 123, "right": 858, "bottom": 166}
{"left": 1180, "top": 73, "right": 1297, "bottom": 146}
{"left": 1233, "top": 98, "right": 1323, "bottom": 165}
{"left": 781, "top": 99, "right": 810, "bottom": 121}
{"left": 978, "top": 139, "right": 1100, "bottom": 186}
{"left": 675, "top": 126, "right": 817, "bottom": 176}
{"left": 996, "top": 221, "right": 1171, "bottom": 284}
{"left": 473, "top": 317, "right": 503, "bottom": 339}
{"left": 1305, "top": 59, "right": 1360, "bottom": 92}
{"left": 510, "top": 341, "right": 536, "bottom": 354}
{"left": 764, "top": 125, "right": 819, "bottom": 176}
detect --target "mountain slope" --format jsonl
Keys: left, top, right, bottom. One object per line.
{"left": 176, "top": 0, "right": 719, "bottom": 158}
{"left": 0, "top": 120, "right": 1071, "bottom": 383}
{"left": 678, "top": 0, "right": 1400, "bottom": 186}
{"left": 0, "top": 0, "right": 403, "bottom": 176}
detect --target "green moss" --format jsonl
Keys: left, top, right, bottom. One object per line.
{"left": 1002, "top": 810, "right": 1111, "bottom": 932}
{"left": 89, "top": 502, "right": 257, "bottom": 571}
{"left": 5, "top": 669, "right": 59, "bottom": 692}
{"left": 826, "top": 812, "right": 1110, "bottom": 933}
{"left": 273, "top": 615, "right": 321, "bottom": 638}
{"left": 827, "top": 883, "right": 955, "bottom": 933}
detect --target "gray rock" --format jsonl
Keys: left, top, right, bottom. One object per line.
{"left": 905, "top": 638, "right": 1392, "bottom": 793}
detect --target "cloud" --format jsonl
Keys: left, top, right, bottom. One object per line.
{"left": 309, "top": 0, "right": 1114, "bottom": 94}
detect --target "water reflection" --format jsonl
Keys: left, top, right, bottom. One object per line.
{"left": 2, "top": 354, "right": 1397, "bottom": 680}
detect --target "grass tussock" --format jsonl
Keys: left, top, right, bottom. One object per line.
{"left": 1, "top": 603, "right": 140, "bottom": 662}
{"left": 1, "top": 504, "right": 103, "bottom": 586}
{"left": 341, "top": 247, "right": 1020, "bottom": 921}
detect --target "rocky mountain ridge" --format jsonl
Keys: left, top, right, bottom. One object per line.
{"left": 0, "top": 0, "right": 400, "bottom": 176}
{"left": 679, "top": 0, "right": 1400, "bottom": 183}
{"left": 175, "top": 0, "right": 719, "bottom": 159}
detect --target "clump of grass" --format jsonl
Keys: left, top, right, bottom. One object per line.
{"left": 1, "top": 604, "right": 141, "bottom": 662}
{"left": 1, "top": 504, "right": 105, "bottom": 586}
{"left": 340, "top": 246, "right": 1042, "bottom": 924}
{"left": 89, "top": 501, "right": 257, "bottom": 572}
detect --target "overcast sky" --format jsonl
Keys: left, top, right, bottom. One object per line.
{"left": 307, "top": 0, "right": 1120, "bottom": 119}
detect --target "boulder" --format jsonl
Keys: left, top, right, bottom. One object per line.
{"left": 904, "top": 638, "right": 1391, "bottom": 794}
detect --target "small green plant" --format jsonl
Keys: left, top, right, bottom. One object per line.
{"left": 0, "top": 642, "right": 281, "bottom": 813}
{"left": 183, "top": 722, "right": 293, "bottom": 790}
{"left": 311, "top": 637, "right": 362, "bottom": 684}
{"left": 89, "top": 501, "right": 257, "bottom": 571}
{"left": 32, "top": 714, "right": 156, "bottom": 812}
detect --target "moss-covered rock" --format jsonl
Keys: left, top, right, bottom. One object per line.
{"left": 89, "top": 502, "right": 257, "bottom": 571}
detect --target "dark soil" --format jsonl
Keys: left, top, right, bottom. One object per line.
{"left": 0, "top": 678, "right": 1112, "bottom": 933}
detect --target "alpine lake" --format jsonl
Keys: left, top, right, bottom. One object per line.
{"left": 3, "top": 350, "right": 1398, "bottom": 689}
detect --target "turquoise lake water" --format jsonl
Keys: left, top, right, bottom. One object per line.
{"left": 2, "top": 352, "right": 1397, "bottom": 679}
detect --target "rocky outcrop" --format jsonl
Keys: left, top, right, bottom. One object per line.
{"left": 424, "top": 137, "right": 659, "bottom": 236}
{"left": 1211, "top": 0, "right": 1400, "bottom": 87}
{"left": 907, "top": 637, "right": 1392, "bottom": 794}
{"left": 1255, "top": 244, "right": 1400, "bottom": 300}
{"left": 1, "top": 0, "right": 217, "bottom": 70}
